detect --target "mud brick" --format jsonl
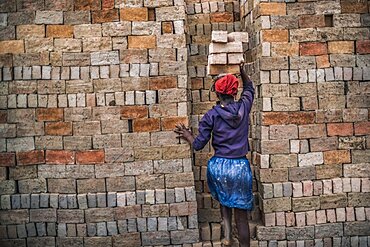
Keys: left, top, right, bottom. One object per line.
{"left": 348, "top": 192, "right": 370, "bottom": 207}
{"left": 320, "top": 194, "right": 347, "bottom": 209}
{"left": 17, "top": 150, "right": 45, "bottom": 165}
{"left": 286, "top": 226, "right": 314, "bottom": 241}
{"left": 57, "top": 209, "right": 84, "bottom": 223}
{"left": 314, "top": 223, "right": 344, "bottom": 239}
{"left": 259, "top": 168, "right": 288, "bottom": 183}
{"left": 0, "top": 209, "right": 28, "bottom": 224}
{"left": 114, "top": 205, "right": 141, "bottom": 220}
{"left": 344, "top": 221, "right": 370, "bottom": 236}
{"left": 256, "top": 226, "right": 286, "bottom": 241}
{"left": 323, "top": 150, "right": 351, "bottom": 165}
{"left": 292, "top": 197, "right": 320, "bottom": 212}
{"left": 29, "top": 209, "right": 56, "bottom": 222}
{"left": 170, "top": 229, "right": 199, "bottom": 244}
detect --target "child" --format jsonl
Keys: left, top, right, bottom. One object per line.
{"left": 175, "top": 63, "right": 254, "bottom": 247}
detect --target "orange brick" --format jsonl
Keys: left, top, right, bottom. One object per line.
{"left": 327, "top": 123, "right": 353, "bottom": 136}
{"left": 289, "top": 112, "right": 316, "bottom": 125}
{"left": 271, "top": 43, "right": 299, "bottom": 56}
{"left": 262, "top": 112, "right": 315, "bottom": 126}
{"left": 161, "top": 117, "right": 188, "bottom": 131}
{"left": 92, "top": 9, "right": 119, "bottom": 23}
{"left": 133, "top": 118, "right": 160, "bottom": 132}
{"left": 0, "top": 40, "right": 24, "bottom": 54}
{"left": 262, "top": 30, "right": 289, "bottom": 42}
{"left": 17, "top": 150, "right": 45, "bottom": 165}
{"left": 149, "top": 76, "right": 177, "bottom": 90}
{"left": 76, "top": 150, "right": 105, "bottom": 164}
{"left": 120, "top": 8, "right": 148, "bottom": 21}
{"left": 259, "top": 3, "right": 286, "bottom": 16}
{"left": 121, "top": 106, "right": 148, "bottom": 119}
{"left": 46, "top": 25, "right": 74, "bottom": 38}
{"left": 191, "top": 78, "right": 204, "bottom": 90}
{"left": 36, "top": 108, "right": 64, "bottom": 121}
{"left": 328, "top": 41, "right": 354, "bottom": 54}
{"left": 45, "top": 150, "right": 75, "bottom": 164}
{"left": 102, "top": 0, "right": 114, "bottom": 9}
{"left": 162, "top": 22, "right": 173, "bottom": 34}
{"left": 45, "top": 122, "right": 72, "bottom": 136}
{"left": 128, "top": 36, "right": 156, "bottom": 49}
{"left": 341, "top": 1, "right": 368, "bottom": 13}
{"left": 210, "top": 12, "right": 233, "bottom": 23}
{"left": 316, "top": 55, "right": 330, "bottom": 68}
{"left": 299, "top": 15, "right": 326, "bottom": 28}
{"left": 354, "top": 121, "right": 370, "bottom": 135}
{"left": 208, "top": 65, "right": 240, "bottom": 75}
{"left": 300, "top": 42, "right": 327, "bottom": 56}
{"left": 74, "top": 0, "right": 101, "bottom": 10}
{"left": 356, "top": 40, "right": 370, "bottom": 54}
{"left": 0, "top": 153, "right": 16, "bottom": 167}
{"left": 323, "top": 150, "right": 351, "bottom": 165}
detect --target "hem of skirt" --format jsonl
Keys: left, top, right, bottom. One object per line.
{"left": 212, "top": 194, "right": 254, "bottom": 211}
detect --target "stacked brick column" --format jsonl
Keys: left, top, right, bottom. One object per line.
{"left": 0, "top": 0, "right": 199, "bottom": 246}
{"left": 241, "top": 0, "right": 370, "bottom": 245}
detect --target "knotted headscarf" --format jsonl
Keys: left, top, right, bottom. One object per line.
{"left": 214, "top": 74, "right": 239, "bottom": 96}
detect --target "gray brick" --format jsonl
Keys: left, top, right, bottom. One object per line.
{"left": 97, "top": 193, "right": 107, "bottom": 207}
{"left": 137, "top": 218, "right": 147, "bottom": 232}
{"left": 6, "top": 225, "right": 16, "bottom": 239}
{"left": 166, "top": 189, "right": 175, "bottom": 203}
{"left": 136, "top": 190, "right": 145, "bottom": 204}
{"left": 127, "top": 219, "right": 137, "bottom": 232}
{"left": 67, "top": 194, "right": 77, "bottom": 208}
{"left": 17, "top": 224, "right": 27, "bottom": 238}
{"left": 21, "top": 194, "right": 30, "bottom": 208}
{"left": 185, "top": 187, "right": 196, "bottom": 202}
{"left": 117, "top": 220, "right": 127, "bottom": 234}
{"left": 175, "top": 188, "right": 185, "bottom": 202}
{"left": 30, "top": 194, "right": 39, "bottom": 209}
{"left": 1, "top": 195, "right": 11, "bottom": 209}
{"left": 39, "top": 193, "right": 49, "bottom": 208}
{"left": 77, "top": 194, "right": 88, "bottom": 209}
{"left": 26, "top": 223, "right": 37, "bottom": 237}
{"left": 67, "top": 223, "right": 77, "bottom": 237}
{"left": 170, "top": 229, "right": 200, "bottom": 244}
{"left": 58, "top": 223, "right": 67, "bottom": 237}
{"left": 97, "top": 222, "right": 107, "bottom": 236}
{"left": 47, "top": 223, "right": 57, "bottom": 236}
{"left": 147, "top": 217, "right": 157, "bottom": 232}
{"left": 107, "top": 192, "right": 116, "bottom": 207}
{"left": 158, "top": 217, "right": 168, "bottom": 231}
{"left": 50, "top": 194, "right": 59, "bottom": 208}
{"left": 188, "top": 214, "right": 198, "bottom": 229}
{"left": 168, "top": 216, "right": 177, "bottom": 230}
{"left": 59, "top": 195, "right": 68, "bottom": 209}
{"left": 11, "top": 194, "right": 21, "bottom": 209}
{"left": 107, "top": 221, "right": 118, "bottom": 236}
{"left": 177, "top": 216, "right": 187, "bottom": 230}
{"left": 36, "top": 222, "right": 46, "bottom": 236}
{"left": 87, "top": 193, "right": 97, "bottom": 208}
{"left": 155, "top": 189, "right": 166, "bottom": 204}
{"left": 87, "top": 223, "right": 97, "bottom": 237}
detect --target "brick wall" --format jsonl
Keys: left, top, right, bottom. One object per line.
{"left": 0, "top": 0, "right": 369, "bottom": 246}
{"left": 0, "top": 0, "right": 199, "bottom": 246}
{"left": 241, "top": 0, "right": 370, "bottom": 246}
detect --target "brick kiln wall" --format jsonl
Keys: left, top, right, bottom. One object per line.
{"left": 0, "top": 0, "right": 369, "bottom": 246}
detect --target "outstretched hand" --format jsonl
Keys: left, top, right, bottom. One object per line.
{"left": 174, "top": 123, "right": 195, "bottom": 144}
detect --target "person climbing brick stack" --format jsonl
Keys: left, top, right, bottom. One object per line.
{"left": 207, "top": 31, "right": 248, "bottom": 75}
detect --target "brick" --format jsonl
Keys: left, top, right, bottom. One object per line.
{"left": 211, "top": 31, "right": 227, "bottom": 43}
{"left": 327, "top": 41, "right": 354, "bottom": 54}
{"left": 208, "top": 53, "right": 227, "bottom": 65}
{"left": 30, "top": 209, "right": 57, "bottom": 222}
{"left": 344, "top": 221, "right": 370, "bottom": 236}
{"left": 298, "top": 124, "right": 326, "bottom": 139}
{"left": 271, "top": 43, "right": 299, "bottom": 57}
{"left": 46, "top": 25, "right": 74, "bottom": 38}
{"left": 0, "top": 153, "right": 16, "bottom": 167}
{"left": 348, "top": 192, "right": 370, "bottom": 207}
{"left": 299, "top": 15, "right": 325, "bottom": 28}
{"left": 17, "top": 25, "right": 45, "bottom": 38}
{"left": 74, "top": 0, "right": 100, "bottom": 10}
{"left": 132, "top": 118, "right": 160, "bottom": 132}
{"left": 36, "top": 108, "right": 63, "bottom": 121}
{"left": 45, "top": 122, "right": 72, "bottom": 136}
{"left": 149, "top": 76, "right": 177, "bottom": 90}
{"left": 256, "top": 226, "right": 286, "bottom": 241}
{"left": 76, "top": 150, "right": 104, "bottom": 164}
{"left": 64, "top": 11, "right": 90, "bottom": 25}
{"left": 354, "top": 122, "right": 370, "bottom": 135}
{"left": 210, "top": 12, "right": 233, "bottom": 23}
{"left": 209, "top": 42, "right": 243, "bottom": 53}
{"left": 35, "top": 11, "right": 63, "bottom": 24}
{"left": 127, "top": 35, "right": 156, "bottom": 49}
{"left": 299, "top": 42, "right": 327, "bottom": 56}
{"left": 327, "top": 123, "right": 353, "bottom": 136}
{"left": 316, "top": 164, "right": 343, "bottom": 179}
{"left": 262, "top": 30, "right": 288, "bottom": 42}
{"left": 356, "top": 40, "right": 370, "bottom": 54}
{"left": 207, "top": 65, "right": 240, "bottom": 75}
{"left": 292, "top": 197, "right": 320, "bottom": 212}
{"left": 92, "top": 9, "right": 118, "bottom": 23}
{"left": 320, "top": 194, "right": 347, "bottom": 209}
{"left": 323, "top": 150, "right": 351, "bottom": 165}
{"left": 316, "top": 55, "right": 330, "bottom": 68}
{"left": 259, "top": 3, "right": 286, "bottom": 16}
{"left": 17, "top": 150, "right": 45, "bottom": 165}
{"left": 45, "top": 150, "right": 75, "bottom": 164}
{"left": 112, "top": 232, "right": 141, "bottom": 246}
{"left": 120, "top": 8, "right": 148, "bottom": 21}
{"left": 0, "top": 40, "right": 24, "bottom": 54}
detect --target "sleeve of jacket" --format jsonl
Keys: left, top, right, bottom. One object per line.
{"left": 192, "top": 112, "right": 213, "bottom": 151}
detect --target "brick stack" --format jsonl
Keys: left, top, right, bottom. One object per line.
{"left": 241, "top": 0, "right": 370, "bottom": 246}
{"left": 0, "top": 0, "right": 199, "bottom": 246}
{"left": 207, "top": 30, "right": 248, "bottom": 75}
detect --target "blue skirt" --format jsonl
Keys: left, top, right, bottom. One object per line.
{"left": 207, "top": 156, "right": 254, "bottom": 210}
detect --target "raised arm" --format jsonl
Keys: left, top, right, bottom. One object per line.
{"left": 240, "top": 63, "right": 254, "bottom": 108}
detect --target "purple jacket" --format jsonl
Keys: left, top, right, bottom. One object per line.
{"left": 192, "top": 82, "right": 254, "bottom": 158}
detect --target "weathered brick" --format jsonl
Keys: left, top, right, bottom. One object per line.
{"left": 328, "top": 41, "right": 354, "bottom": 54}
{"left": 299, "top": 42, "right": 327, "bottom": 56}
{"left": 128, "top": 35, "right": 156, "bottom": 49}
{"left": 76, "top": 150, "right": 104, "bottom": 164}
{"left": 262, "top": 30, "right": 289, "bottom": 42}
{"left": 45, "top": 122, "right": 72, "bottom": 136}
{"left": 0, "top": 40, "right": 24, "bottom": 54}
{"left": 292, "top": 197, "right": 320, "bottom": 212}
{"left": 0, "top": 153, "right": 16, "bottom": 167}
{"left": 323, "top": 150, "right": 351, "bottom": 165}
{"left": 256, "top": 226, "right": 286, "bottom": 241}
{"left": 17, "top": 150, "right": 45, "bottom": 165}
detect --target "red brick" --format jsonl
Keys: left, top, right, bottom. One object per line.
{"left": 76, "top": 150, "right": 105, "bottom": 164}
{"left": 0, "top": 110, "right": 7, "bottom": 123}
{"left": 300, "top": 42, "right": 327, "bottom": 56}
{"left": 299, "top": 15, "right": 325, "bottom": 28}
{"left": 191, "top": 78, "right": 203, "bottom": 90}
{"left": 354, "top": 121, "right": 370, "bottom": 135}
{"left": 128, "top": 36, "right": 156, "bottom": 49}
{"left": 46, "top": 25, "right": 74, "bottom": 38}
{"left": 262, "top": 30, "right": 289, "bottom": 42}
{"left": 0, "top": 153, "right": 16, "bottom": 167}
{"left": 45, "top": 122, "right": 72, "bottom": 136}
{"left": 120, "top": 8, "right": 148, "bottom": 21}
{"left": 36, "top": 108, "right": 64, "bottom": 121}
{"left": 121, "top": 106, "right": 148, "bottom": 119}
{"left": 356, "top": 40, "right": 370, "bottom": 54}
{"left": 316, "top": 55, "right": 330, "bottom": 68}
{"left": 92, "top": 9, "right": 119, "bottom": 23}
{"left": 341, "top": 1, "right": 368, "bottom": 13}
{"left": 210, "top": 12, "right": 233, "bottom": 23}
{"left": 323, "top": 150, "right": 351, "bottom": 165}
{"left": 288, "top": 112, "right": 316, "bottom": 125}
{"left": 46, "top": 150, "right": 75, "bottom": 164}
{"left": 327, "top": 123, "right": 353, "bottom": 136}
{"left": 17, "top": 150, "right": 45, "bottom": 165}
{"left": 74, "top": 0, "right": 101, "bottom": 10}
{"left": 149, "top": 76, "right": 177, "bottom": 90}
{"left": 102, "top": 0, "right": 114, "bottom": 9}
{"left": 161, "top": 117, "right": 188, "bottom": 131}
{"left": 262, "top": 112, "right": 315, "bottom": 126}
{"left": 133, "top": 118, "right": 160, "bottom": 132}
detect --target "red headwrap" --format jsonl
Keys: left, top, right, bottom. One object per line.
{"left": 214, "top": 74, "right": 239, "bottom": 96}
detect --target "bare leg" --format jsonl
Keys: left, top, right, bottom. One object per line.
{"left": 221, "top": 205, "right": 232, "bottom": 245}
{"left": 234, "top": 208, "right": 250, "bottom": 247}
